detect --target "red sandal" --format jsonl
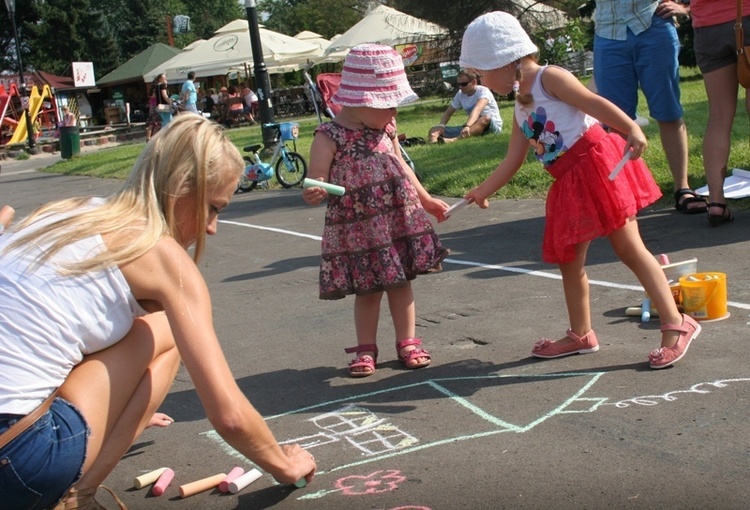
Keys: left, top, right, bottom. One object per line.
{"left": 396, "top": 338, "right": 431, "bottom": 369}
{"left": 648, "top": 314, "right": 701, "bottom": 369}
{"left": 532, "top": 329, "right": 599, "bottom": 359}
{"left": 344, "top": 344, "right": 378, "bottom": 377}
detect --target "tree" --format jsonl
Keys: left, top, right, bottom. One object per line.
{"left": 1, "top": 0, "right": 41, "bottom": 75}
{"left": 22, "top": 0, "right": 119, "bottom": 76}
{"left": 257, "top": 0, "right": 371, "bottom": 39}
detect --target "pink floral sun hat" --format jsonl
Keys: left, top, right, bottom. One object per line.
{"left": 331, "top": 44, "right": 418, "bottom": 109}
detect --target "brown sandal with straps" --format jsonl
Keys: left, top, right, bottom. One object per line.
{"left": 51, "top": 485, "right": 127, "bottom": 510}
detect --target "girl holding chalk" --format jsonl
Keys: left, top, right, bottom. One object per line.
{"left": 458, "top": 12, "right": 700, "bottom": 369}
{"left": 0, "top": 115, "right": 316, "bottom": 510}
{"left": 303, "top": 44, "right": 449, "bottom": 377}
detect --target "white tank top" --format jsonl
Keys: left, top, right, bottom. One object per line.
{"left": 514, "top": 66, "right": 597, "bottom": 167}
{"left": 0, "top": 199, "right": 147, "bottom": 414}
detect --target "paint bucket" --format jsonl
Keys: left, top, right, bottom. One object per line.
{"left": 661, "top": 258, "right": 698, "bottom": 306}
{"left": 679, "top": 272, "right": 729, "bottom": 321}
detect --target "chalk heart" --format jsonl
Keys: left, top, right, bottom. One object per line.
{"left": 335, "top": 469, "right": 406, "bottom": 495}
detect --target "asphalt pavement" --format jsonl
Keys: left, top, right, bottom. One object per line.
{"left": 2, "top": 149, "right": 750, "bottom": 510}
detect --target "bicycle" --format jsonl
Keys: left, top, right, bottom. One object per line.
{"left": 236, "top": 122, "right": 308, "bottom": 192}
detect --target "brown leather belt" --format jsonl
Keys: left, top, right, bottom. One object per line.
{"left": 0, "top": 390, "right": 59, "bottom": 451}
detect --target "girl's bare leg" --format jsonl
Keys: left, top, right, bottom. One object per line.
{"left": 553, "top": 241, "right": 592, "bottom": 347}
{"left": 351, "top": 292, "right": 382, "bottom": 373}
{"left": 58, "top": 312, "right": 180, "bottom": 489}
{"left": 608, "top": 218, "right": 682, "bottom": 348}
{"left": 386, "top": 283, "right": 428, "bottom": 366}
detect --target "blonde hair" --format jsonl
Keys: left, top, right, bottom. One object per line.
{"left": 514, "top": 56, "right": 537, "bottom": 106}
{"left": 7, "top": 115, "right": 243, "bottom": 273}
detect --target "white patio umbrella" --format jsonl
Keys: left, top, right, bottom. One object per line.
{"left": 143, "top": 39, "right": 207, "bottom": 83}
{"left": 322, "top": 4, "right": 447, "bottom": 58}
{"left": 164, "top": 20, "right": 323, "bottom": 81}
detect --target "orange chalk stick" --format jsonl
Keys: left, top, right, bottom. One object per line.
{"left": 179, "top": 473, "right": 226, "bottom": 498}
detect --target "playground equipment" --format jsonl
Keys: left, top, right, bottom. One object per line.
{"left": 7, "top": 84, "right": 56, "bottom": 145}
{"left": 0, "top": 84, "right": 21, "bottom": 144}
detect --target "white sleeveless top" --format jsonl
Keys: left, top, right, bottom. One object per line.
{"left": 0, "top": 199, "right": 147, "bottom": 414}
{"left": 514, "top": 66, "right": 598, "bottom": 167}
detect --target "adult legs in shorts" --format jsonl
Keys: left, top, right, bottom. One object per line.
{"left": 594, "top": 17, "right": 703, "bottom": 213}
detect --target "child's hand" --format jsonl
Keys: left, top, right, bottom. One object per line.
{"left": 302, "top": 179, "right": 329, "bottom": 206}
{"left": 423, "top": 197, "right": 449, "bottom": 223}
{"left": 464, "top": 186, "right": 490, "bottom": 209}
{"left": 625, "top": 127, "right": 648, "bottom": 160}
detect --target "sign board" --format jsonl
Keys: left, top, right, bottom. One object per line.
{"left": 72, "top": 62, "right": 95, "bottom": 87}
{"left": 173, "top": 15, "right": 190, "bottom": 34}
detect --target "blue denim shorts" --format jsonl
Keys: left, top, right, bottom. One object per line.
{"left": 0, "top": 398, "right": 89, "bottom": 510}
{"left": 593, "top": 14, "right": 683, "bottom": 122}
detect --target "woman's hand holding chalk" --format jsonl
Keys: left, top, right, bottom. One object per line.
{"left": 303, "top": 178, "right": 345, "bottom": 196}
{"left": 151, "top": 468, "right": 174, "bottom": 497}
{"left": 608, "top": 151, "right": 632, "bottom": 180}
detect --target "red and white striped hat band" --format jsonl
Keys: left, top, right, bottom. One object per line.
{"left": 331, "top": 44, "right": 418, "bottom": 109}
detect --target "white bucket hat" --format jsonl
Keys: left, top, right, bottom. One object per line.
{"left": 459, "top": 11, "right": 538, "bottom": 71}
{"left": 331, "top": 44, "right": 418, "bottom": 109}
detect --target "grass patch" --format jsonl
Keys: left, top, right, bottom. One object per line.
{"left": 41, "top": 68, "right": 750, "bottom": 210}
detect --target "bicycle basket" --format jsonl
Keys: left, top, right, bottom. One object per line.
{"left": 279, "top": 122, "right": 300, "bottom": 141}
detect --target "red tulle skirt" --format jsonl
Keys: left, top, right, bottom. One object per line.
{"left": 542, "top": 123, "right": 661, "bottom": 264}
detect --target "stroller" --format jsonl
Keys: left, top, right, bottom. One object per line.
{"left": 304, "top": 70, "right": 422, "bottom": 181}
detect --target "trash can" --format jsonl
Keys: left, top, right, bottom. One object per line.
{"left": 59, "top": 126, "right": 80, "bottom": 159}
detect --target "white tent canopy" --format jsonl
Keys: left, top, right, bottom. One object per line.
{"left": 160, "top": 20, "right": 323, "bottom": 82}
{"left": 143, "top": 39, "right": 207, "bottom": 83}
{"left": 321, "top": 4, "right": 448, "bottom": 59}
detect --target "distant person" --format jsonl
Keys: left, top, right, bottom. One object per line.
{"left": 427, "top": 70, "right": 502, "bottom": 144}
{"left": 181, "top": 71, "right": 198, "bottom": 114}
{"left": 61, "top": 106, "right": 77, "bottom": 127}
{"left": 155, "top": 73, "right": 173, "bottom": 127}
{"left": 691, "top": 0, "right": 749, "bottom": 226}
{"left": 241, "top": 85, "right": 259, "bottom": 124}
{"left": 0, "top": 115, "right": 316, "bottom": 510}
{"left": 593, "top": 0, "right": 706, "bottom": 215}
{"left": 459, "top": 11, "right": 700, "bottom": 369}
{"left": 303, "top": 44, "right": 449, "bottom": 377}
{"left": 204, "top": 88, "right": 216, "bottom": 119}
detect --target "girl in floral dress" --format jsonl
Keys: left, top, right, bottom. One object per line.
{"left": 303, "top": 44, "right": 449, "bottom": 377}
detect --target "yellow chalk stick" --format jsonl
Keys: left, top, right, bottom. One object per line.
{"left": 133, "top": 467, "right": 168, "bottom": 489}
{"left": 179, "top": 473, "right": 226, "bottom": 498}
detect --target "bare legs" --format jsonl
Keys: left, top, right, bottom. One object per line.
{"left": 702, "top": 64, "right": 745, "bottom": 220}
{"left": 543, "top": 218, "right": 683, "bottom": 353}
{"left": 59, "top": 312, "right": 180, "bottom": 490}
{"left": 350, "top": 284, "right": 426, "bottom": 373}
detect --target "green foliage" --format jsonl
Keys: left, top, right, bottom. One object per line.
{"left": 257, "top": 0, "right": 369, "bottom": 39}
{"left": 22, "top": 0, "right": 119, "bottom": 76}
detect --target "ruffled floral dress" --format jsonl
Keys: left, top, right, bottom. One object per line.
{"left": 316, "top": 121, "right": 448, "bottom": 300}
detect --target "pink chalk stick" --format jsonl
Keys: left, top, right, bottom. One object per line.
{"left": 151, "top": 468, "right": 174, "bottom": 497}
{"left": 218, "top": 467, "right": 245, "bottom": 493}
{"left": 658, "top": 254, "right": 670, "bottom": 265}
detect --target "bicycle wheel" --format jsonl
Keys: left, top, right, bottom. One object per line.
{"left": 275, "top": 151, "right": 307, "bottom": 188}
{"left": 237, "top": 157, "right": 258, "bottom": 192}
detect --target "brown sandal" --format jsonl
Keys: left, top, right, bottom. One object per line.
{"left": 51, "top": 485, "right": 127, "bottom": 510}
